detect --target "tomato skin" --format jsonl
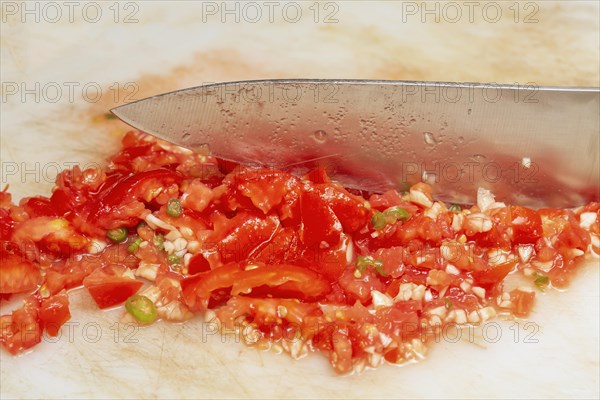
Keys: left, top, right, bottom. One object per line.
{"left": 510, "top": 206, "right": 542, "bottom": 244}
{"left": 231, "top": 264, "right": 331, "bottom": 300}
{"left": 0, "top": 245, "right": 41, "bottom": 294}
{"left": 82, "top": 266, "right": 143, "bottom": 309}
{"left": 38, "top": 291, "right": 71, "bottom": 336}
{"left": 181, "top": 263, "right": 241, "bottom": 311}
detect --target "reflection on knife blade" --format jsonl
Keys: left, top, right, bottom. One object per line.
{"left": 112, "top": 79, "right": 600, "bottom": 207}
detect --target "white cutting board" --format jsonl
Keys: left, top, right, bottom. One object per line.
{"left": 1, "top": 2, "right": 599, "bottom": 398}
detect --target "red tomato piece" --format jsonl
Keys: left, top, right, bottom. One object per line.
{"left": 38, "top": 291, "right": 71, "bottom": 337}
{"left": 0, "top": 245, "right": 40, "bottom": 294}
{"left": 187, "top": 253, "right": 211, "bottom": 275}
{"left": 0, "top": 296, "right": 41, "bottom": 355}
{"left": 509, "top": 288, "right": 536, "bottom": 318}
{"left": 510, "top": 206, "right": 542, "bottom": 244}
{"left": 317, "top": 184, "right": 370, "bottom": 233}
{"left": 87, "top": 168, "right": 181, "bottom": 225}
{"left": 373, "top": 247, "right": 406, "bottom": 278}
{"left": 82, "top": 266, "right": 143, "bottom": 309}
{"left": 252, "top": 227, "right": 301, "bottom": 265}
{"left": 213, "top": 213, "right": 280, "bottom": 264}
{"left": 22, "top": 197, "right": 59, "bottom": 217}
{"left": 338, "top": 267, "right": 386, "bottom": 304}
{"left": 368, "top": 190, "right": 419, "bottom": 214}
{"left": 331, "top": 328, "right": 353, "bottom": 374}
{"left": 181, "top": 179, "right": 214, "bottom": 213}
{"left": 303, "top": 244, "right": 349, "bottom": 282}
{"left": 299, "top": 188, "right": 342, "bottom": 247}
{"left": 0, "top": 208, "right": 14, "bottom": 240}
{"left": 240, "top": 169, "right": 301, "bottom": 214}
{"left": 471, "top": 260, "right": 517, "bottom": 287}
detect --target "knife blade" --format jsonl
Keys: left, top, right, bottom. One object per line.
{"left": 111, "top": 79, "right": 600, "bottom": 207}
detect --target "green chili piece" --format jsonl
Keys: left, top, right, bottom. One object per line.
{"left": 533, "top": 272, "right": 549, "bottom": 291}
{"left": 373, "top": 259, "right": 387, "bottom": 277}
{"left": 128, "top": 238, "right": 143, "bottom": 253}
{"left": 136, "top": 221, "right": 147, "bottom": 230}
{"left": 384, "top": 206, "right": 410, "bottom": 222}
{"left": 371, "top": 211, "right": 386, "bottom": 230}
{"left": 355, "top": 255, "right": 373, "bottom": 272}
{"left": 106, "top": 227, "right": 128, "bottom": 243}
{"left": 166, "top": 198, "right": 182, "bottom": 218}
{"left": 125, "top": 295, "right": 157, "bottom": 324}
{"left": 167, "top": 254, "right": 181, "bottom": 265}
{"left": 154, "top": 233, "right": 165, "bottom": 251}
{"left": 443, "top": 298, "right": 454, "bottom": 309}
{"left": 449, "top": 204, "right": 462, "bottom": 213}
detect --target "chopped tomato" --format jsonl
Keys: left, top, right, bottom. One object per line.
{"left": 229, "top": 168, "right": 301, "bottom": 214}
{"left": 88, "top": 168, "right": 182, "bottom": 228}
{"left": 0, "top": 208, "right": 15, "bottom": 240}
{"left": 0, "top": 296, "right": 41, "bottom": 355}
{"left": 0, "top": 245, "right": 40, "bottom": 294}
{"left": 471, "top": 260, "right": 517, "bottom": 287}
{"left": 38, "top": 291, "right": 71, "bottom": 336}
{"left": 317, "top": 185, "right": 369, "bottom": 233}
{"left": 181, "top": 179, "right": 214, "bottom": 213}
{"left": 369, "top": 190, "right": 419, "bottom": 214}
{"left": 509, "top": 288, "right": 536, "bottom": 317}
{"left": 22, "top": 197, "right": 59, "bottom": 217}
{"left": 510, "top": 206, "right": 542, "bottom": 244}
{"left": 12, "top": 217, "right": 89, "bottom": 255}
{"left": 187, "top": 253, "right": 211, "bottom": 275}
{"left": 82, "top": 265, "right": 143, "bottom": 309}
{"left": 373, "top": 247, "right": 406, "bottom": 278}
{"left": 211, "top": 213, "right": 280, "bottom": 265}
{"left": 299, "top": 187, "right": 342, "bottom": 247}
{"left": 252, "top": 227, "right": 301, "bottom": 265}
{"left": 338, "top": 266, "right": 386, "bottom": 304}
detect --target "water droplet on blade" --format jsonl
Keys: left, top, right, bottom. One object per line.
{"left": 312, "top": 130, "right": 327, "bottom": 144}
{"left": 423, "top": 132, "right": 437, "bottom": 146}
{"left": 471, "top": 154, "right": 486, "bottom": 162}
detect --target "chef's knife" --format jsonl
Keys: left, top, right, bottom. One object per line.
{"left": 111, "top": 80, "right": 600, "bottom": 207}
